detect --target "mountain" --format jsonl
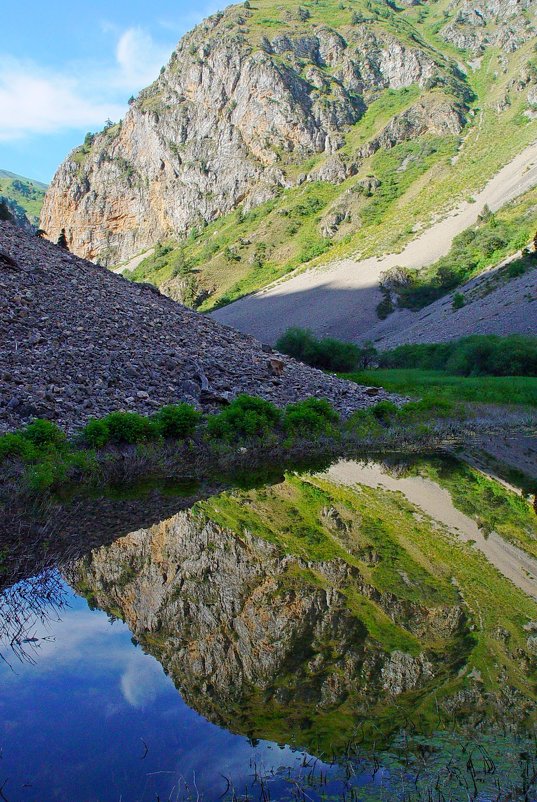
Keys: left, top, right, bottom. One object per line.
{"left": 70, "top": 468, "right": 537, "bottom": 752}
{"left": 41, "top": 0, "right": 537, "bottom": 316}
{"left": 0, "top": 222, "right": 389, "bottom": 435}
{"left": 0, "top": 170, "right": 47, "bottom": 230}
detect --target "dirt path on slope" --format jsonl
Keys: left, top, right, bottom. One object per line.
{"left": 212, "top": 142, "right": 537, "bottom": 344}
{"left": 325, "top": 460, "right": 537, "bottom": 601}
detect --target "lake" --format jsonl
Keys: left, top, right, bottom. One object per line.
{"left": 1, "top": 455, "right": 536, "bottom": 801}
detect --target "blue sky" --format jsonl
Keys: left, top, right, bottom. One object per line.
{"left": 0, "top": 1, "right": 222, "bottom": 183}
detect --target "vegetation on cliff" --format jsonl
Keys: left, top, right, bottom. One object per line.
{"left": 41, "top": 0, "right": 537, "bottom": 311}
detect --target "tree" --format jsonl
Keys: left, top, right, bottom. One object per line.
{"left": 57, "top": 228, "right": 69, "bottom": 250}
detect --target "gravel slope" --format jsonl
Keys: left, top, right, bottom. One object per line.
{"left": 0, "top": 224, "right": 392, "bottom": 435}
{"left": 366, "top": 255, "right": 537, "bottom": 349}
{"left": 212, "top": 142, "right": 537, "bottom": 344}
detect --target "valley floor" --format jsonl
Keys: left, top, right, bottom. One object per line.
{"left": 212, "top": 142, "right": 537, "bottom": 345}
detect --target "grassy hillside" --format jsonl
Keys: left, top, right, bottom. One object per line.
{"left": 195, "top": 469, "right": 537, "bottom": 748}
{"left": 124, "top": 0, "right": 537, "bottom": 310}
{"left": 0, "top": 169, "right": 47, "bottom": 226}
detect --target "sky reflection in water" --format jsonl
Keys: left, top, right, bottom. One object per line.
{"left": 0, "top": 581, "right": 370, "bottom": 802}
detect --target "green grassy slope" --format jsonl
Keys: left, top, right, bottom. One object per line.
{"left": 124, "top": 0, "right": 537, "bottom": 310}
{"left": 0, "top": 170, "right": 48, "bottom": 225}
{"left": 343, "top": 368, "right": 537, "bottom": 406}
{"left": 194, "top": 469, "right": 537, "bottom": 748}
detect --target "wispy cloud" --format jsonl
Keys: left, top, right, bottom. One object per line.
{"left": 0, "top": 58, "right": 125, "bottom": 141}
{"left": 114, "top": 27, "right": 172, "bottom": 89}
{"left": 0, "top": 25, "right": 176, "bottom": 142}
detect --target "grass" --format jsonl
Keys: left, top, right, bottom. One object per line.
{"left": 0, "top": 393, "right": 472, "bottom": 495}
{"left": 167, "top": 465, "right": 537, "bottom": 750}
{"left": 401, "top": 455, "right": 537, "bottom": 557}
{"left": 0, "top": 170, "right": 47, "bottom": 225}
{"left": 343, "top": 368, "right": 537, "bottom": 407}
{"left": 383, "top": 187, "right": 537, "bottom": 312}
{"left": 120, "top": 0, "right": 537, "bottom": 312}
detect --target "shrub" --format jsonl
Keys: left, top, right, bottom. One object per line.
{"left": 284, "top": 398, "right": 339, "bottom": 437}
{"left": 101, "top": 411, "right": 156, "bottom": 445}
{"left": 81, "top": 418, "right": 110, "bottom": 449}
{"left": 376, "top": 295, "right": 394, "bottom": 320}
{"left": 22, "top": 419, "right": 66, "bottom": 449}
{"left": 313, "top": 337, "right": 362, "bottom": 372}
{"left": 206, "top": 395, "right": 281, "bottom": 441}
{"left": 452, "top": 292, "right": 465, "bottom": 310}
{"left": 0, "top": 433, "right": 37, "bottom": 463}
{"left": 378, "top": 335, "right": 537, "bottom": 376}
{"left": 371, "top": 400, "right": 399, "bottom": 424}
{"left": 507, "top": 259, "right": 526, "bottom": 278}
{"left": 275, "top": 328, "right": 364, "bottom": 372}
{"left": 275, "top": 327, "right": 317, "bottom": 363}
{"left": 152, "top": 404, "right": 201, "bottom": 440}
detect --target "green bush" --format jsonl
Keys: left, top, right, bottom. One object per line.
{"left": 207, "top": 395, "right": 281, "bottom": 441}
{"left": 284, "top": 398, "right": 339, "bottom": 437}
{"left": 393, "top": 212, "right": 533, "bottom": 311}
{"left": 81, "top": 418, "right": 110, "bottom": 449}
{"left": 377, "top": 335, "right": 537, "bottom": 377}
{"left": 371, "top": 400, "right": 399, "bottom": 423}
{"left": 21, "top": 419, "right": 66, "bottom": 449}
{"left": 101, "top": 411, "right": 156, "bottom": 445}
{"left": 0, "top": 432, "right": 37, "bottom": 463}
{"left": 276, "top": 327, "right": 372, "bottom": 372}
{"left": 452, "top": 292, "right": 465, "bottom": 310}
{"left": 152, "top": 404, "right": 201, "bottom": 439}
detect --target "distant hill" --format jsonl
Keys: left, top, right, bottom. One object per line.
{"left": 0, "top": 170, "right": 48, "bottom": 229}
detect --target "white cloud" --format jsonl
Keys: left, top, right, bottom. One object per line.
{"left": 114, "top": 27, "right": 172, "bottom": 89}
{"left": 0, "top": 58, "right": 126, "bottom": 141}
{"left": 120, "top": 653, "right": 169, "bottom": 708}
{"left": 0, "top": 25, "right": 175, "bottom": 142}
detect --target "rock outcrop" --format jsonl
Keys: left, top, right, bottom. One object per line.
{"left": 441, "top": 0, "right": 537, "bottom": 54}
{"left": 0, "top": 222, "right": 391, "bottom": 434}
{"left": 69, "top": 501, "right": 467, "bottom": 749}
{"left": 40, "top": 3, "right": 467, "bottom": 266}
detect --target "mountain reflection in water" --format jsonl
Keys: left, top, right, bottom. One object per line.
{"left": 1, "top": 455, "right": 537, "bottom": 801}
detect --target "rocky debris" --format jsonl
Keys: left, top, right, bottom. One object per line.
{"left": 40, "top": 7, "right": 465, "bottom": 266}
{"left": 358, "top": 96, "right": 466, "bottom": 160}
{"left": 0, "top": 223, "right": 394, "bottom": 435}
{"left": 365, "top": 254, "right": 537, "bottom": 349}
{"left": 307, "top": 155, "right": 356, "bottom": 185}
{"left": 440, "top": 0, "right": 536, "bottom": 53}
{"left": 0, "top": 250, "right": 20, "bottom": 270}
{"left": 381, "top": 650, "right": 434, "bottom": 695}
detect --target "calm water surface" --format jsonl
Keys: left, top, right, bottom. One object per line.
{"left": 1, "top": 456, "right": 536, "bottom": 801}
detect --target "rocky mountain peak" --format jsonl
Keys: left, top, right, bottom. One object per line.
{"left": 40, "top": 0, "right": 472, "bottom": 266}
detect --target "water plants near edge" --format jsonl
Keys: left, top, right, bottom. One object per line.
{"left": 0, "top": 453, "right": 536, "bottom": 801}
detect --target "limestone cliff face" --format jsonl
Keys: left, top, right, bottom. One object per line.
{"left": 441, "top": 0, "right": 536, "bottom": 53}
{"left": 70, "top": 506, "right": 467, "bottom": 748}
{"left": 41, "top": 4, "right": 466, "bottom": 266}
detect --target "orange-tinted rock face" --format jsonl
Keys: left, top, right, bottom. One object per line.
{"left": 40, "top": 5, "right": 467, "bottom": 266}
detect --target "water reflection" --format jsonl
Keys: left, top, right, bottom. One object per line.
{"left": 1, "top": 454, "right": 537, "bottom": 800}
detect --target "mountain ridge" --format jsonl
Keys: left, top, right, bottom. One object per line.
{"left": 0, "top": 169, "right": 48, "bottom": 230}
{"left": 40, "top": 0, "right": 537, "bottom": 323}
